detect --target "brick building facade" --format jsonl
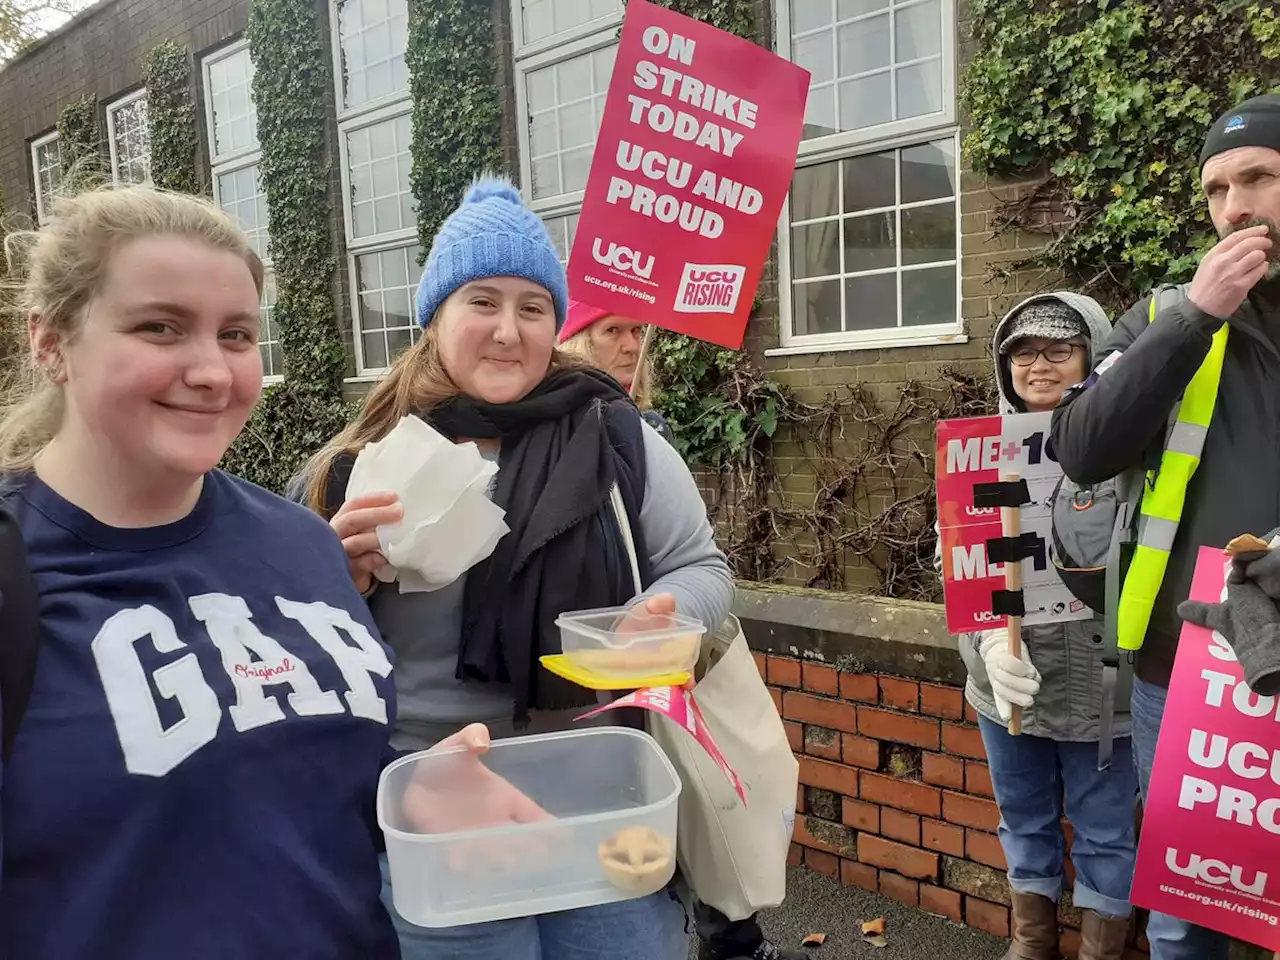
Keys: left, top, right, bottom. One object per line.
{"left": 0, "top": 0, "right": 1049, "bottom": 594}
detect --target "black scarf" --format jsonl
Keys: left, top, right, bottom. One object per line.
{"left": 427, "top": 367, "right": 638, "bottom": 724}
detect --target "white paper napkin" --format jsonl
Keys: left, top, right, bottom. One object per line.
{"left": 345, "top": 415, "right": 509, "bottom": 593}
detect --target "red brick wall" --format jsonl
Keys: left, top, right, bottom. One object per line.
{"left": 756, "top": 651, "right": 1150, "bottom": 959}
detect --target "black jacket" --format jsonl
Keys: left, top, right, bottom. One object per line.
{"left": 1051, "top": 278, "right": 1280, "bottom": 687}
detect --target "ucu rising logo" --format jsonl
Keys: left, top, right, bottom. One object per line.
{"left": 674, "top": 262, "right": 745, "bottom": 315}
{"left": 1166, "top": 848, "right": 1268, "bottom": 896}
{"left": 592, "top": 238, "right": 655, "bottom": 280}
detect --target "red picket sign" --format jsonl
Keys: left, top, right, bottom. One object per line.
{"left": 566, "top": 0, "right": 809, "bottom": 349}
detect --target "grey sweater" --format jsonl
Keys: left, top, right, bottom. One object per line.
{"left": 369, "top": 422, "right": 734, "bottom": 751}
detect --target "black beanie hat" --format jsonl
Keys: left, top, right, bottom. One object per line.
{"left": 1200, "top": 94, "right": 1280, "bottom": 169}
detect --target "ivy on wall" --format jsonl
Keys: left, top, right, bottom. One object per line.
{"left": 406, "top": 0, "right": 505, "bottom": 254}
{"left": 56, "top": 93, "right": 104, "bottom": 188}
{"left": 222, "top": 0, "right": 350, "bottom": 493}
{"left": 143, "top": 40, "right": 202, "bottom": 195}
{"left": 649, "top": 0, "right": 756, "bottom": 40}
{"left": 962, "top": 0, "right": 1279, "bottom": 312}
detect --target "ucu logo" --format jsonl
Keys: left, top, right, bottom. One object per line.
{"left": 1166, "top": 848, "right": 1268, "bottom": 896}
{"left": 592, "top": 238, "right": 655, "bottom": 279}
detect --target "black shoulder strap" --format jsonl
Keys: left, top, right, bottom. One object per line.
{"left": 0, "top": 500, "right": 41, "bottom": 762}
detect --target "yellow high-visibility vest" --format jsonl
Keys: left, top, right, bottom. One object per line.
{"left": 1116, "top": 295, "right": 1228, "bottom": 651}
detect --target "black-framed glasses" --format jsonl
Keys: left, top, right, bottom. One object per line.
{"left": 1009, "top": 342, "right": 1079, "bottom": 367}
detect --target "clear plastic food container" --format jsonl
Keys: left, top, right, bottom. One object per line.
{"left": 378, "top": 727, "right": 681, "bottom": 928}
{"left": 555, "top": 605, "right": 706, "bottom": 681}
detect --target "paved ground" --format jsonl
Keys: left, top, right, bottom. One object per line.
{"left": 690, "top": 867, "right": 1008, "bottom": 959}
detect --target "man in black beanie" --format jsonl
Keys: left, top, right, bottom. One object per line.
{"left": 1052, "top": 94, "right": 1280, "bottom": 960}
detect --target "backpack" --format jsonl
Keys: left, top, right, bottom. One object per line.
{"left": 1047, "top": 282, "right": 1190, "bottom": 769}
{"left": 1048, "top": 283, "right": 1191, "bottom": 609}
{"left": 0, "top": 500, "right": 41, "bottom": 762}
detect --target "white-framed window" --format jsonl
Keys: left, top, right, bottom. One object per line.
{"left": 30, "top": 131, "right": 63, "bottom": 225}
{"left": 204, "top": 39, "right": 281, "bottom": 382}
{"left": 775, "top": 0, "right": 961, "bottom": 353}
{"left": 106, "top": 89, "right": 152, "bottom": 186}
{"left": 513, "top": 0, "right": 623, "bottom": 247}
{"left": 331, "top": 0, "right": 424, "bottom": 376}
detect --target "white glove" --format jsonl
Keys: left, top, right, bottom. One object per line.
{"left": 979, "top": 629, "right": 1042, "bottom": 723}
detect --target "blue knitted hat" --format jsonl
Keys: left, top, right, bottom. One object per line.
{"left": 415, "top": 175, "right": 568, "bottom": 330}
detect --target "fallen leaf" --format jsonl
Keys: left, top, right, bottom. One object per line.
{"left": 864, "top": 934, "right": 888, "bottom": 949}
{"left": 861, "top": 917, "right": 887, "bottom": 936}
{"left": 801, "top": 932, "right": 826, "bottom": 947}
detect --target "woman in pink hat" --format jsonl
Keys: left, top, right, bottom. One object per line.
{"left": 558, "top": 302, "right": 674, "bottom": 443}
{"left": 559, "top": 299, "right": 804, "bottom": 960}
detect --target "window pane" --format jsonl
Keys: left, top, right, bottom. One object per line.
{"left": 346, "top": 113, "right": 414, "bottom": 238}
{"left": 355, "top": 244, "right": 425, "bottom": 370}
{"left": 791, "top": 162, "right": 840, "bottom": 221}
{"left": 793, "top": 32, "right": 833, "bottom": 85}
{"left": 525, "top": 46, "right": 616, "bottom": 200}
{"left": 541, "top": 213, "right": 579, "bottom": 264}
{"left": 839, "top": 72, "right": 892, "bottom": 131}
{"left": 837, "top": 15, "right": 890, "bottom": 77}
{"left": 902, "top": 265, "right": 955, "bottom": 326}
{"left": 843, "top": 212, "right": 895, "bottom": 272}
{"left": 901, "top": 139, "right": 955, "bottom": 203}
{"left": 110, "top": 96, "right": 151, "bottom": 185}
{"left": 844, "top": 273, "right": 897, "bottom": 331}
{"left": 895, "top": 0, "right": 942, "bottom": 62}
{"left": 901, "top": 202, "right": 955, "bottom": 265}
{"left": 896, "top": 59, "right": 943, "bottom": 119}
{"left": 842, "top": 151, "right": 895, "bottom": 212}
{"left": 803, "top": 85, "right": 837, "bottom": 140}
{"left": 522, "top": 0, "right": 620, "bottom": 45}
{"left": 207, "top": 47, "right": 258, "bottom": 158}
{"left": 338, "top": 0, "right": 410, "bottom": 110}
{"left": 792, "top": 222, "right": 840, "bottom": 279}
{"left": 791, "top": 0, "right": 833, "bottom": 34}
{"left": 793, "top": 280, "right": 842, "bottom": 336}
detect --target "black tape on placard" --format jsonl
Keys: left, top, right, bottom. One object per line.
{"left": 973, "top": 479, "right": 1031, "bottom": 508}
{"left": 991, "top": 590, "right": 1026, "bottom": 617}
{"left": 985, "top": 533, "right": 1041, "bottom": 564}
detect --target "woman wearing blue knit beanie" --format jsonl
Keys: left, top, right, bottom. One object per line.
{"left": 296, "top": 175, "right": 733, "bottom": 960}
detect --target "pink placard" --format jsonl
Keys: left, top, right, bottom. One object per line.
{"left": 1130, "top": 547, "right": 1280, "bottom": 949}
{"left": 577, "top": 686, "right": 747, "bottom": 803}
{"left": 935, "top": 412, "right": 1090, "bottom": 633}
{"left": 565, "top": 0, "right": 809, "bottom": 349}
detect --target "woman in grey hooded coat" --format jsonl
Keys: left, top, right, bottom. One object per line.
{"left": 939, "top": 293, "right": 1140, "bottom": 960}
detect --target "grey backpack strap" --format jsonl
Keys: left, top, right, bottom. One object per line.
{"left": 1097, "top": 469, "right": 1142, "bottom": 771}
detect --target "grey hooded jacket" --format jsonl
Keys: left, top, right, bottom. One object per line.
{"left": 941, "top": 292, "right": 1130, "bottom": 741}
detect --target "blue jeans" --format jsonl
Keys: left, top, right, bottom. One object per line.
{"left": 978, "top": 716, "right": 1138, "bottom": 918}
{"left": 379, "top": 854, "right": 690, "bottom": 960}
{"left": 1131, "top": 676, "right": 1232, "bottom": 960}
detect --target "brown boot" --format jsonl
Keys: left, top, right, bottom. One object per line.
{"left": 1001, "top": 891, "right": 1061, "bottom": 960}
{"left": 1077, "top": 909, "right": 1130, "bottom": 960}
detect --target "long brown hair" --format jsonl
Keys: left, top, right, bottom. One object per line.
{"left": 0, "top": 186, "right": 263, "bottom": 476}
{"left": 298, "top": 325, "right": 588, "bottom": 517}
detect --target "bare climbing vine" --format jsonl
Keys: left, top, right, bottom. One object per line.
{"left": 656, "top": 334, "right": 996, "bottom": 600}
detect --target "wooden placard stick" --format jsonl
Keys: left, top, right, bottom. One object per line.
{"left": 629, "top": 325, "right": 657, "bottom": 400}
{"left": 1000, "top": 471, "right": 1025, "bottom": 736}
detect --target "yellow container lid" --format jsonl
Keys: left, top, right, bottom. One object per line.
{"left": 539, "top": 654, "right": 691, "bottom": 690}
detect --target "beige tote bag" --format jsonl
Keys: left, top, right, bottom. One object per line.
{"left": 610, "top": 486, "right": 798, "bottom": 920}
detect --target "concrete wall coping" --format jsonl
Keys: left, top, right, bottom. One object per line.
{"left": 733, "top": 582, "right": 966, "bottom": 686}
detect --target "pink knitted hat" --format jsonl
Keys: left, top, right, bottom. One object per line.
{"left": 558, "top": 299, "right": 613, "bottom": 343}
